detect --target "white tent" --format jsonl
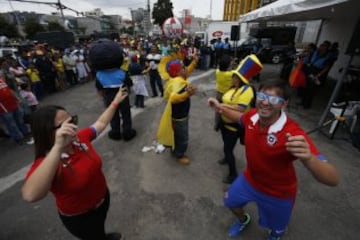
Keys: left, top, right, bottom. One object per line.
{"left": 239, "top": 0, "right": 353, "bottom": 23}
{"left": 238, "top": 0, "right": 359, "bottom": 129}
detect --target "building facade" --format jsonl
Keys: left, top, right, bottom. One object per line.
{"left": 223, "top": 0, "right": 277, "bottom": 21}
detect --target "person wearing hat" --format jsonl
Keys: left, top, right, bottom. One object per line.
{"left": 157, "top": 53, "right": 199, "bottom": 165}
{"left": 217, "top": 55, "right": 261, "bottom": 184}
{"left": 208, "top": 78, "right": 339, "bottom": 240}
{"left": 89, "top": 39, "right": 136, "bottom": 141}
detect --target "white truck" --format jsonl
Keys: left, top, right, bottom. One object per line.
{"left": 195, "top": 21, "right": 248, "bottom": 47}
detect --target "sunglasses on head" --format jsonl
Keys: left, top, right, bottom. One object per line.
{"left": 54, "top": 115, "right": 78, "bottom": 129}
{"left": 256, "top": 92, "right": 285, "bottom": 105}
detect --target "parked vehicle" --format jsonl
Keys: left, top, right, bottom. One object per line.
{"left": 235, "top": 26, "right": 297, "bottom": 63}
{"left": 0, "top": 47, "right": 18, "bottom": 59}
{"left": 195, "top": 21, "right": 247, "bottom": 47}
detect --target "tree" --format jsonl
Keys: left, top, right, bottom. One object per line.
{"left": 24, "top": 17, "right": 45, "bottom": 39}
{"left": 47, "top": 21, "right": 65, "bottom": 32}
{"left": 0, "top": 15, "right": 19, "bottom": 38}
{"left": 152, "top": 0, "right": 174, "bottom": 26}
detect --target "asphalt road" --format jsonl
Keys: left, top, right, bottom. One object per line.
{"left": 0, "top": 66, "right": 359, "bottom": 240}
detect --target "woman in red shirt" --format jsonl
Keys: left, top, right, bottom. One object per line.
{"left": 22, "top": 87, "right": 128, "bottom": 240}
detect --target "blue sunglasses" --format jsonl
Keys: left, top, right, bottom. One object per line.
{"left": 256, "top": 92, "right": 285, "bottom": 105}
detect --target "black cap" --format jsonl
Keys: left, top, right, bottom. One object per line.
{"left": 89, "top": 39, "right": 124, "bottom": 70}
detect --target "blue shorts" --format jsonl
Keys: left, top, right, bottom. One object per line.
{"left": 224, "top": 173, "right": 294, "bottom": 232}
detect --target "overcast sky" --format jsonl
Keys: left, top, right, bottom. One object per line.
{"left": 0, "top": 0, "right": 224, "bottom": 20}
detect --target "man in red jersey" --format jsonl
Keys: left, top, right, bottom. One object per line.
{"left": 208, "top": 79, "right": 339, "bottom": 240}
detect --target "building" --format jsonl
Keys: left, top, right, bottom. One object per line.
{"left": 130, "top": 8, "right": 151, "bottom": 35}
{"left": 223, "top": 0, "right": 277, "bottom": 21}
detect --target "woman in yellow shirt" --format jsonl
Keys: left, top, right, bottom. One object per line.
{"left": 219, "top": 69, "right": 255, "bottom": 184}
{"left": 214, "top": 55, "right": 233, "bottom": 131}
{"left": 26, "top": 63, "right": 43, "bottom": 99}
{"left": 53, "top": 53, "right": 67, "bottom": 90}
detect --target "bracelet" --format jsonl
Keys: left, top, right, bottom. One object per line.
{"left": 111, "top": 101, "right": 119, "bottom": 108}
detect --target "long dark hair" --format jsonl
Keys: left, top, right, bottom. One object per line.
{"left": 31, "top": 105, "right": 66, "bottom": 158}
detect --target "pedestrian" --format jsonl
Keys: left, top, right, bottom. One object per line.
{"left": 128, "top": 55, "right": 149, "bottom": 108}
{"left": 157, "top": 53, "right": 199, "bottom": 165}
{"left": 62, "top": 48, "right": 77, "bottom": 86}
{"left": 0, "top": 76, "right": 33, "bottom": 145}
{"left": 26, "top": 63, "right": 43, "bottom": 99}
{"left": 145, "top": 45, "right": 164, "bottom": 97}
{"left": 218, "top": 55, "right": 261, "bottom": 184}
{"left": 208, "top": 79, "right": 339, "bottom": 240}
{"left": 214, "top": 55, "right": 233, "bottom": 131}
{"left": 19, "top": 82, "right": 39, "bottom": 123}
{"left": 90, "top": 39, "right": 136, "bottom": 141}
{"left": 22, "top": 87, "right": 128, "bottom": 240}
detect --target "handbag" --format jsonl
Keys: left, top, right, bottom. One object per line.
{"left": 289, "top": 60, "right": 306, "bottom": 88}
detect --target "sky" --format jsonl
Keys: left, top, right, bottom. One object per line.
{"left": 0, "top": 0, "right": 224, "bottom": 20}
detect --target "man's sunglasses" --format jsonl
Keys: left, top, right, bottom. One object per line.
{"left": 54, "top": 115, "right": 78, "bottom": 129}
{"left": 256, "top": 92, "right": 285, "bottom": 105}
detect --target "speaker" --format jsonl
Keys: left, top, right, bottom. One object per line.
{"left": 346, "top": 18, "right": 360, "bottom": 55}
{"left": 231, "top": 25, "right": 240, "bottom": 41}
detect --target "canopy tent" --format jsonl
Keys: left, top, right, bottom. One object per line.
{"left": 238, "top": 0, "right": 359, "bottom": 130}
{"left": 239, "top": 0, "right": 352, "bottom": 23}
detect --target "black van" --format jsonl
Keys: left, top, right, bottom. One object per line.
{"left": 235, "top": 26, "right": 297, "bottom": 63}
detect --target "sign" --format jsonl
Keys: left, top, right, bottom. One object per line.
{"left": 162, "top": 17, "right": 183, "bottom": 37}
{"left": 212, "top": 31, "right": 223, "bottom": 38}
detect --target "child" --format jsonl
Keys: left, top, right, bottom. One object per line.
{"left": 26, "top": 63, "right": 43, "bottom": 99}
{"left": 19, "top": 83, "right": 38, "bottom": 113}
{"left": 128, "top": 55, "right": 149, "bottom": 108}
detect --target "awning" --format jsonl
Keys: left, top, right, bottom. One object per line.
{"left": 239, "top": 0, "right": 353, "bottom": 22}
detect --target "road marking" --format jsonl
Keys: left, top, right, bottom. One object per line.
{"left": 0, "top": 69, "right": 215, "bottom": 194}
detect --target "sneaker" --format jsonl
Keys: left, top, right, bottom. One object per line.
{"left": 123, "top": 129, "right": 136, "bottom": 141}
{"left": 177, "top": 156, "right": 190, "bottom": 165}
{"left": 228, "top": 213, "right": 251, "bottom": 237}
{"left": 267, "top": 230, "right": 284, "bottom": 240}
{"left": 26, "top": 137, "right": 34, "bottom": 145}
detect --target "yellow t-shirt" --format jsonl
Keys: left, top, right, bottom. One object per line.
{"left": 221, "top": 85, "right": 254, "bottom": 131}
{"left": 54, "top": 59, "right": 65, "bottom": 72}
{"left": 216, "top": 69, "right": 233, "bottom": 94}
{"left": 26, "top": 69, "right": 40, "bottom": 83}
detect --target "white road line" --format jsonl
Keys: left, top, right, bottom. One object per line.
{"left": 0, "top": 69, "right": 215, "bottom": 194}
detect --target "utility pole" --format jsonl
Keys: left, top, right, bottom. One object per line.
{"left": 210, "top": 0, "right": 213, "bottom": 19}
{"left": 57, "top": 0, "right": 66, "bottom": 23}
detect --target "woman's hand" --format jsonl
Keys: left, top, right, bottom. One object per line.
{"left": 113, "top": 86, "right": 129, "bottom": 104}
{"left": 54, "top": 118, "right": 78, "bottom": 150}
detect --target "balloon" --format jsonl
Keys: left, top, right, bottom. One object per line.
{"left": 162, "top": 17, "right": 183, "bottom": 37}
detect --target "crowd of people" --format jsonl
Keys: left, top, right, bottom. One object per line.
{"left": 0, "top": 35, "right": 341, "bottom": 240}
{"left": 280, "top": 40, "right": 339, "bottom": 109}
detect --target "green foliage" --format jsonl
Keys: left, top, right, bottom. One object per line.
{"left": 0, "top": 15, "right": 19, "bottom": 38}
{"left": 47, "top": 21, "right": 65, "bottom": 32}
{"left": 24, "top": 17, "right": 45, "bottom": 39}
{"left": 152, "top": 0, "right": 174, "bottom": 26}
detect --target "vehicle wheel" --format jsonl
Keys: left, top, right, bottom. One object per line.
{"left": 271, "top": 53, "right": 281, "bottom": 64}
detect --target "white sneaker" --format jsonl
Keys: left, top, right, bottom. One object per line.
{"left": 26, "top": 137, "right": 34, "bottom": 145}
